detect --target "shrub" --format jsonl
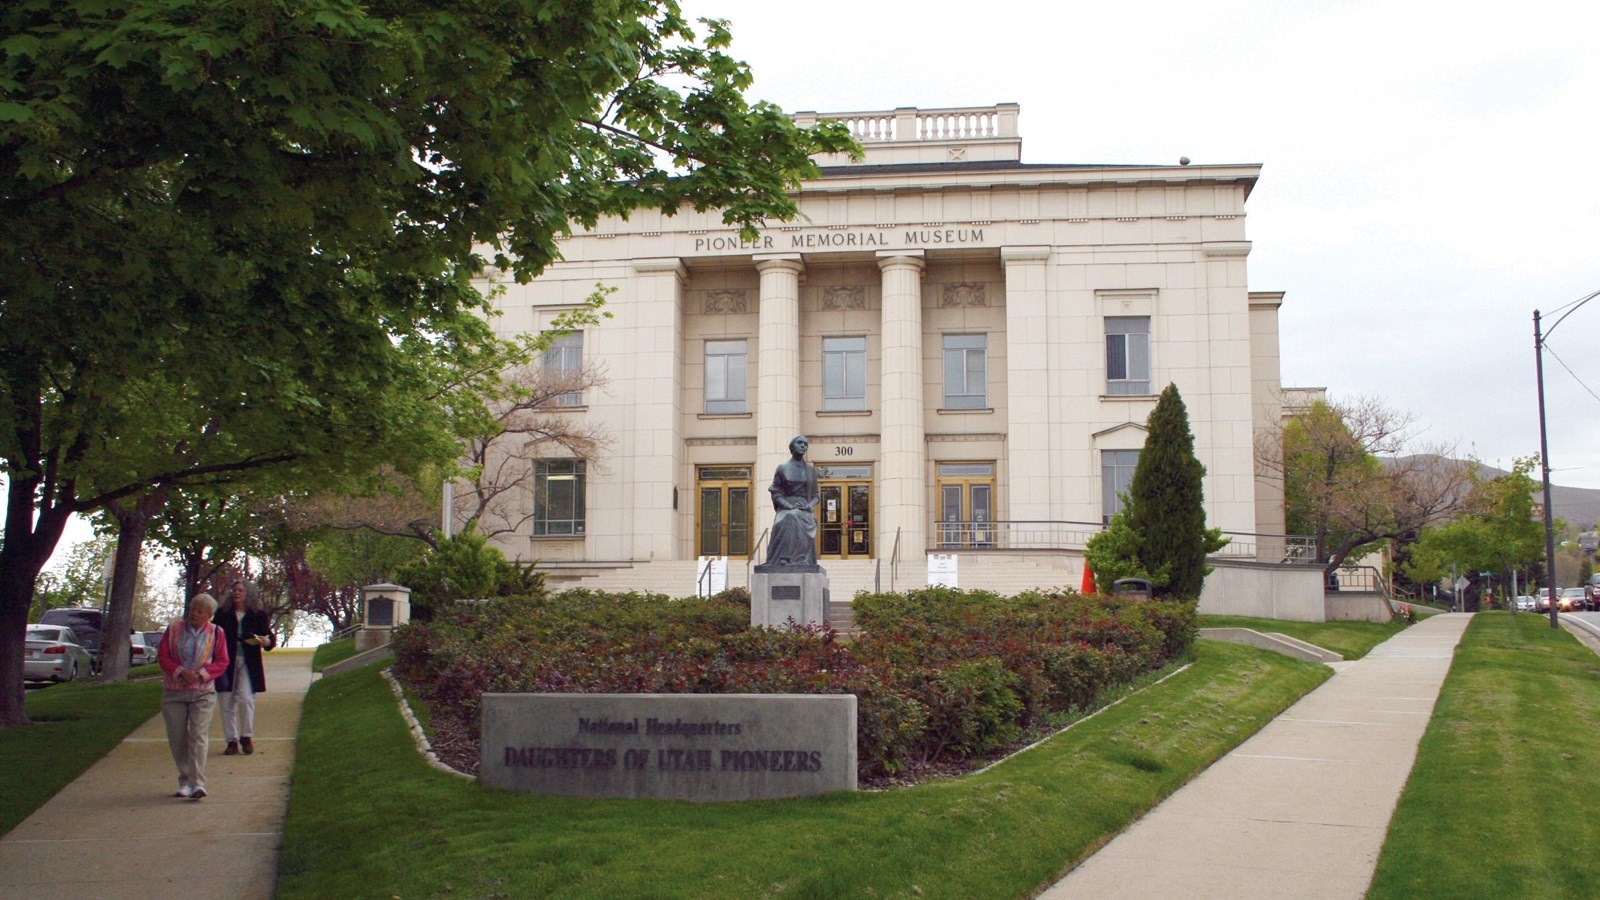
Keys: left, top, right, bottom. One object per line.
{"left": 392, "top": 585, "right": 1196, "bottom": 780}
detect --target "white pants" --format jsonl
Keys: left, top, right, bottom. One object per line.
{"left": 218, "top": 654, "right": 256, "bottom": 742}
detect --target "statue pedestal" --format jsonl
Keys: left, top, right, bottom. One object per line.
{"left": 751, "top": 564, "right": 830, "bottom": 629}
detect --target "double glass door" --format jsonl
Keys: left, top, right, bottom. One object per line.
{"left": 816, "top": 464, "right": 872, "bottom": 559}
{"left": 937, "top": 462, "right": 996, "bottom": 548}
{"left": 696, "top": 466, "right": 752, "bottom": 558}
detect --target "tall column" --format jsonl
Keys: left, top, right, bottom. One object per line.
{"left": 877, "top": 251, "right": 927, "bottom": 565}
{"left": 754, "top": 256, "right": 805, "bottom": 553}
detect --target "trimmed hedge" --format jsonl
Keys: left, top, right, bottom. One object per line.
{"left": 392, "top": 586, "right": 1197, "bottom": 778}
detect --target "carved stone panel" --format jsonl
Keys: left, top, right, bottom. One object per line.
{"left": 820, "top": 285, "right": 868, "bottom": 311}
{"left": 941, "top": 282, "right": 988, "bottom": 308}
{"left": 703, "top": 289, "right": 749, "bottom": 314}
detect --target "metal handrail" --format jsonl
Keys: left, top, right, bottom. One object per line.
{"left": 889, "top": 527, "right": 902, "bottom": 593}
{"left": 746, "top": 527, "right": 769, "bottom": 588}
{"left": 927, "top": 519, "right": 1317, "bottom": 563}
{"left": 696, "top": 557, "right": 714, "bottom": 597}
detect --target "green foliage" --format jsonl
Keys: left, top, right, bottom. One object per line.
{"left": 390, "top": 532, "right": 541, "bottom": 617}
{"left": 0, "top": 0, "right": 856, "bottom": 724}
{"left": 1105, "top": 385, "right": 1227, "bottom": 599}
{"left": 1404, "top": 457, "right": 1544, "bottom": 590}
{"left": 1084, "top": 511, "right": 1155, "bottom": 592}
{"left": 305, "top": 529, "right": 428, "bottom": 591}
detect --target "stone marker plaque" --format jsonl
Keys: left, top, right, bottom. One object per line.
{"left": 481, "top": 693, "right": 857, "bottom": 801}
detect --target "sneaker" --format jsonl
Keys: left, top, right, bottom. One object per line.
{"left": 190, "top": 787, "right": 207, "bottom": 800}
{"left": 224, "top": 741, "right": 239, "bottom": 756}
{"left": 175, "top": 785, "right": 192, "bottom": 798}
{"left": 241, "top": 737, "right": 254, "bottom": 755}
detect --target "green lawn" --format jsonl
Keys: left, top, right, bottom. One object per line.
{"left": 310, "top": 636, "right": 357, "bottom": 672}
{"left": 277, "top": 641, "right": 1333, "bottom": 899}
{"left": 0, "top": 678, "right": 162, "bottom": 835}
{"left": 1199, "top": 614, "right": 1405, "bottom": 659}
{"left": 1368, "top": 613, "right": 1600, "bottom": 898}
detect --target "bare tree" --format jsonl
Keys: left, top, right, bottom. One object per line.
{"left": 1256, "top": 394, "right": 1473, "bottom": 574}
{"left": 453, "top": 361, "right": 610, "bottom": 542}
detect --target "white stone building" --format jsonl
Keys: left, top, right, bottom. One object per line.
{"left": 476, "top": 103, "right": 1296, "bottom": 599}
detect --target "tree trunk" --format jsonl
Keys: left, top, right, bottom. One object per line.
{"left": 0, "top": 491, "right": 73, "bottom": 728}
{"left": 101, "top": 491, "right": 168, "bottom": 682}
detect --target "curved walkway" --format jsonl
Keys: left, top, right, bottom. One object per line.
{"left": 0, "top": 650, "right": 315, "bottom": 899}
{"left": 1042, "top": 612, "right": 1471, "bottom": 899}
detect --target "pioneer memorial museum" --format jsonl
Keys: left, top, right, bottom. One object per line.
{"left": 473, "top": 103, "right": 1302, "bottom": 606}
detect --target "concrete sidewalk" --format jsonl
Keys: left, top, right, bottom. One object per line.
{"left": 0, "top": 650, "right": 316, "bottom": 899}
{"left": 1042, "top": 612, "right": 1470, "bottom": 900}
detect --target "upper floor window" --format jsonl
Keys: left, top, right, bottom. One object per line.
{"left": 533, "top": 459, "right": 585, "bottom": 536}
{"left": 544, "top": 331, "right": 584, "bottom": 407}
{"left": 1105, "top": 317, "right": 1150, "bottom": 396}
{"left": 822, "top": 336, "right": 867, "bottom": 411}
{"left": 942, "top": 334, "right": 987, "bottom": 409}
{"left": 704, "top": 339, "right": 748, "bottom": 414}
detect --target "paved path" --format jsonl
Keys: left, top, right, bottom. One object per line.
{"left": 0, "top": 650, "right": 315, "bottom": 899}
{"left": 1042, "top": 612, "right": 1471, "bottom": 900}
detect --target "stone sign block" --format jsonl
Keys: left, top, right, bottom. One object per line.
{"left": 480, "top": 693, "right": 857, "bottom": 801}
{"left": 750, "top": 566, "right": 830, "bottom": 629}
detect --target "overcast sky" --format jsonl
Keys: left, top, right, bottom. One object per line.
{"left": 684, "top": 0, "right": 1600, "bottom": 489}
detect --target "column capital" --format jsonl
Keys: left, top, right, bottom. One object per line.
{"left": 875, "top": 251, "right": 925, "bottom": 272}
{"left": 1000, "top": 246, "right": 1051, "bottom": 263}
{"left": 754, "top": 254, "right": 805, "bottom": 275}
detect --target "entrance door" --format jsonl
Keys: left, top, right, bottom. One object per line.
{"left": 696, "top": 466, "right": 752, "bottom": 558}
{"left": 816, "top": 464, "right": 872, "bottom": 559}
{"left": 936, "top": 462, "right": 996, "bottom": 548}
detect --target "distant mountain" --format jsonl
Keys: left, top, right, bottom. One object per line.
{"left": 1385, "top": 456, "right": 1600, "bottom": 531}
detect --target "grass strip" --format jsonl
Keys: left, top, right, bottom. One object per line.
{"left": 310, "top": 636, "right": 357, "bottom": 672}
{"left": 1368, "top": 613, "right": 1600, "bottom": 898}
{"left": 0, "top": 678, "right": 162, "bottom": 836}
{"left": 278, "top": 640, "right": 1331, "bottom": 899}
{"left": 1199, "top": 614, "right": 1403, "bottom": 659}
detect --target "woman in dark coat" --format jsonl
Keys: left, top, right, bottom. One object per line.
{"left": 212, "top": 580, "right": 276, "bottom": 755}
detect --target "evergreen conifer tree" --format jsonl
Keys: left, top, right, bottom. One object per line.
{"left": 1124, "top": 384, "right": 1225, "bottom": 598}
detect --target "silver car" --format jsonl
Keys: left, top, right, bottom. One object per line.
{"left": 128, "top": 632, "right": 157, "bottom": 668}
{"left": 24, "top": 625, "right": 95, "bottom": 683}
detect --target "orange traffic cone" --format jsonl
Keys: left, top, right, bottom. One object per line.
{"left": 1081, "top": 563, "right": 1096, "bottom": 595}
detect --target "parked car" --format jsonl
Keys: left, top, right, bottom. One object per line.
{"left": 24, "top": 624, "right": 95, "bottom": 683}
{"left": 128, "top": 632, "right": 156, "bottom": 668}
{"left": 38, "top": 607, "right": 104, "bottom": 670}
{"left": 1558, "top": 587, "right": 1587, "bottom": 613}
{"left": 1515, "top": 594, "right": 1537, "bottom": 612}
{"left": 141, "top": 630, "right": 166, "bottom": 657}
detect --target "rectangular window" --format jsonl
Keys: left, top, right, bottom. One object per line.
{"left": 533, "top": 459, "right": 585, "bottom": 536}
{"left": 1105, "top": 317, "right": 1150, "bottom": 396}
{"left": 942, "top": 334, "right": 987, "bottom": 409}
{"left": 543, "top": 331, "right": 584, "bottom": 407}
{"left": 704, "top": 339, "right": 748, "bottom": 414}
{"left": 822, "top": 336, "right": 867, "bottom": 411}
{"left": 1102, "top": 450, "right": 1140, "bottom": 524}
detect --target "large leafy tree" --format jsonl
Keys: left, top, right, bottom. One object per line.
{"left": 0, "top": 0, "right": 855, "bottom": 726}
{"left": 1258, "top": 396, "right": 1471, "bottom": 576}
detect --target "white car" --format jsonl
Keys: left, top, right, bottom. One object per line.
{"left": 1515, "top": 595, "right": 1536, "bottom": 612}
{"left": 24, "top": 625, "right": 95, "bottom": 683}
{"left": 128, "top": 632, "right": 157, "bottom": 668}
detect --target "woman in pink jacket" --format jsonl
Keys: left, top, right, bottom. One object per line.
{"left": 157, "top": 593, "right": 230, "bottom": 800}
